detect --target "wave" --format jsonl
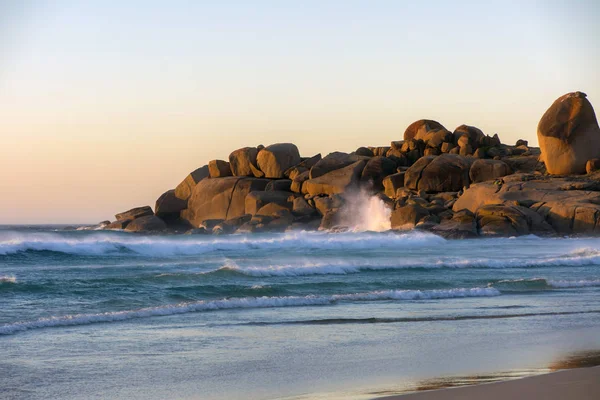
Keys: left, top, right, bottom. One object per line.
{"left": 0, "top": 230, "right": 444, "bottom": 257}
{"left": 491, "top": 278, "right": 600, "bottom": 291}
{"left": 207, "top": 251, "right": 600, "bottom": 277}
{"left": 0, "top": 287, "right": 498, "bottom": 335}
{"left": 0, "top": 275, "right": 16, "bottom": 284}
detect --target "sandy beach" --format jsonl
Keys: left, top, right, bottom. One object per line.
{"left": 378, "top": 366, "right": 600, "bottom": 400}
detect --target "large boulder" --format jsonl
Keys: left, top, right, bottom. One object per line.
{"left": 429, "top": 210, "right": 478, "bottom": 239}
{"left": 476, "top": 204, "right": 553, "bottom": 237}
{"left": 310, "top": 152, "right": 361, "bottom": 179}
{"left": 361, "top": 156, "right": 397, "bottom": 190}
{"left": 256, "top": 143, "right": 301, "bottom": 179}
{"left": 245, "top": 191, "right": 293, "bottom": 215}
{"left": 537, "top": 91, "right": 600, "bottom": 175}
{"left": 229, "top": 147, "right": 261, "bottom": 177}
{"left": 469, "top": 159, "right": 512, "bottom": 183}
{"left": 174, "top": 165, "right": 210, "bottom": 201}
{"left": 290, "top": 170, "right": 310, "bottom": 193}
{"left": 115, "top": 206, "right": 153, "bottom": 221}
{"left": 155, "top": 190, "right": 187, "bottom": 219}
{"left": 403, "top": 119, "right": 446, "bottom": 141}
{"left": 208, "top": 160, "right": 232, "bottom": 178}
{"left": 405, "top": 154, "right": 472, "bottom": 192}
{"left": 382, "top": 172, "right": 405, "bottom": 198}
{"left": 304, "top": 160, "right": 366, "bottom": 196}
{"left": 182, "top": 177, "right": 269, "bottom": 227}
{"left": 391, "top": 204, "right": 430, "bottom": 229}
{"left": 124, "top": 215, "right": 167, "bottom": 232}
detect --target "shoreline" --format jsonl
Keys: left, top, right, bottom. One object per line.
{"left": 374, "top": 365, "right": 600, "bottom": 400}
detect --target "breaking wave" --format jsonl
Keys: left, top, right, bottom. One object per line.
{"left": 491, "top": 278, "right": 600, "bottom": 291}
{"left": 0, "top": 287, "right": 499, "bottom": 335}
{"left": 0, "top": 230, "right": 443, "bottom": 257}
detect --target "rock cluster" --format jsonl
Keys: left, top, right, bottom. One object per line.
{"left": 100, "top": 91, "right": 600, "bottom": 238}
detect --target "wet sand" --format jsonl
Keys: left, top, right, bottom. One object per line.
{"left": 376, "top": 365, "right": 600, "bottom": 400}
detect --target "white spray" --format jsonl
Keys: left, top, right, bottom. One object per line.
{"left": 337, "top": 189, "right": 392, "bottom": 232}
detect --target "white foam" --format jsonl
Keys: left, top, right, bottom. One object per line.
{"left": 211, "top": 247, "right": 600, "bottom": 276}
{"left": 0, "top": 230, "right": 443, "bottom": 256}
{"left": 548, "top": 279, "right": 600, "bottom": 288}
{"left": 0, "top": 287, "right": 499, "bottom": 335}
{"left": 0, "top": 275, "right": 16, "bottom": 283}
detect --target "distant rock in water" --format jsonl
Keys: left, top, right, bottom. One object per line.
{"left": 103, "top": 91, "right": 600, "bottom": 237}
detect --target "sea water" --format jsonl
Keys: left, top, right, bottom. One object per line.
{"left": 1, "top": 226, "right": 600, "bottom": 399}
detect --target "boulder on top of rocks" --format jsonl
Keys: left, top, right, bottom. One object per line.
{"left": 124, "top": 215, "right": 167, "bottom": 232}
{"left": 403, "top": 119, "right": 446, "bottom": 141}
{"left": 256, "top": 143, "right": 301, "bottom": 179}
{"left": 453, "top": 125, "right": 485, "bottom": 148}
{"left": 361, "top": 156, "right": 397, "bottom": 190}
{"left": 405, "top": 154, "right": 472, "bottom": 192}
{"left": 284, "top": 154, "right": 321, "bottom": 177}
{"left": 208, "top": 159, "right": 233, "bottom": 178}
{"left": 310, "top": 152, "right": 362, "bottom": 179}
{"left": 183, "top": 177, "right": 269, "bottom": 227}
{"left": 174, "top": 165, "right": 209, "bottom": 201}
{"left": 155, "top": 190, "right": 187, "bottom": 220}
{"left": 469, "top": 159, "right": 512, "bottom": 183}
{"left": 537, "top": 91, "right": 600, "bottom": 175}
{"left": 115, "top": 206, "right": 153, "bottom": 221}
{"left": 304, "top": 160, "right": 366, "bottom": 196}
{"left": 245, "top": 191, "right": 293, "bottom": 215}
{"left": 229, "top": 147, "right": 261, "bottom": 177}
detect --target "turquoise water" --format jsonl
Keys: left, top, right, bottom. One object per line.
{"left": 1, "top": 226, "right": 600, "bottom": 399}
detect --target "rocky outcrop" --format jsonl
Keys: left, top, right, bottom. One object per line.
{"left": 103, "top": 92, "right": 600, "bottom": 238}
{"left": 538, "top": 91, "right": 600, "bottom": 175}
{"left": 257, "top": 143, "right": 301, "bottom": 179}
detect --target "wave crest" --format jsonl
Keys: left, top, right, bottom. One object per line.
{"left": 0, "top": 287, "right": 498, "bottom": 335}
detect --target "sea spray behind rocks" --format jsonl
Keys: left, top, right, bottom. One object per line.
{"left": 337, "top": 189, "right": 392, "bottom": 232}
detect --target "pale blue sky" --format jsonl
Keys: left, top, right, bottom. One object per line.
{"left": 1, "top": 1, "right": 599, "bottom": 223}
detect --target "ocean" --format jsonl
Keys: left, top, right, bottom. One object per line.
{"left": 1, "top": 226, "right": 600, "bottom": 399}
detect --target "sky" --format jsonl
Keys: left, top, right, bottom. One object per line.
{"left": 1, "top": 0, "right": 599, "bottom": 224}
